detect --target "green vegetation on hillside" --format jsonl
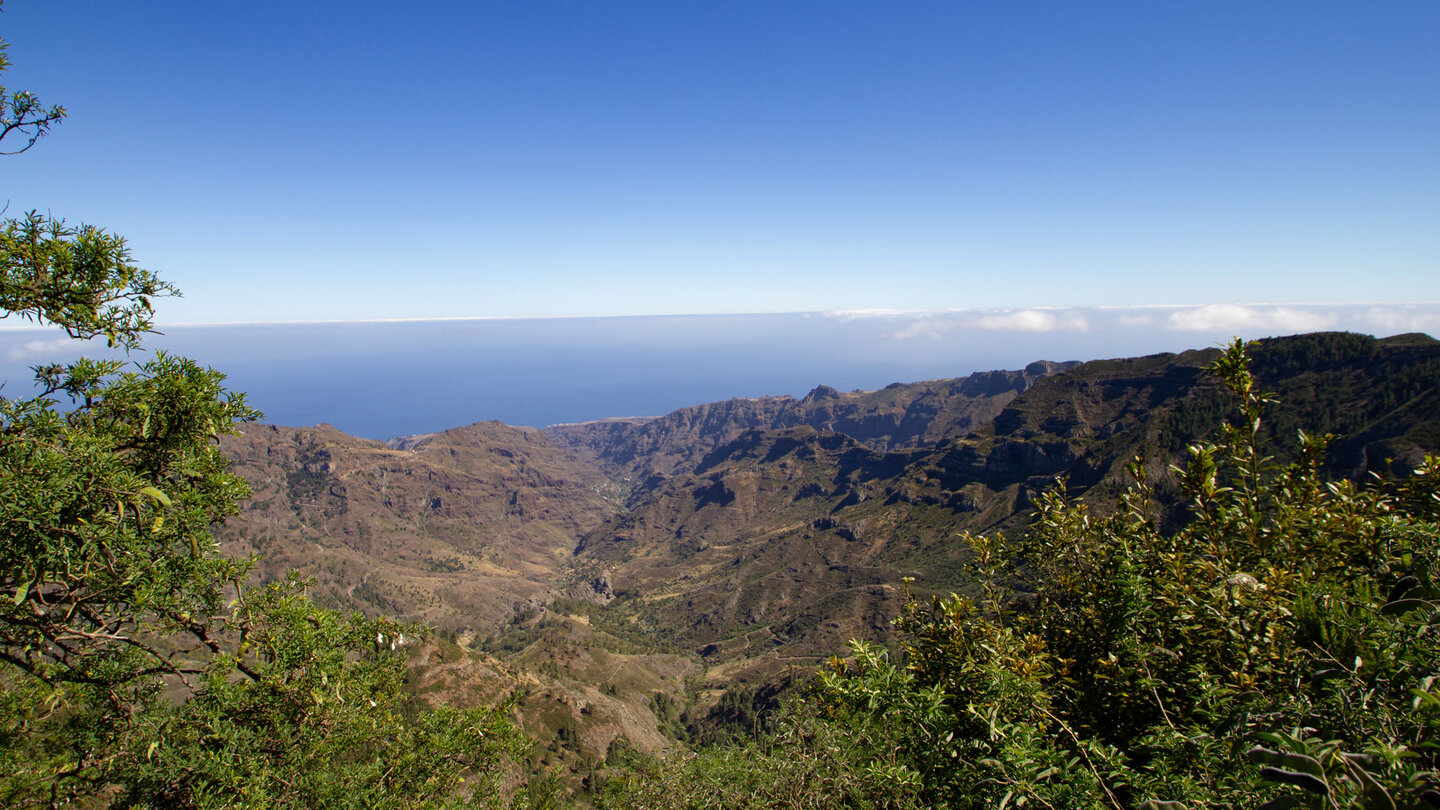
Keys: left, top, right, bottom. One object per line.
{"left": 603, "top": 340, "right": 1440, "bottom": 809}
{"left": 0, "top": 37, "right": 524, "bottom": 808}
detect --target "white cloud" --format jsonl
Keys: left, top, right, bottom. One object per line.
{"left": 1165, "top": 304, "right": 1339, "bottom": 333}
{"left": 884, "top": 308, "right": 1092, "bottom": 339}
{"left": 5, "top": 338, "right": 78, "bottom": 362}
{"left": 975, "top": 310, "right": 1058, "bottom": 331}
{"left": 871, "top": 303, "right": 1440, "bottom": 342}
{"left": 823, "top": 308, "right": 919, "bottom": 321}
{"left": 1358, "top": 306, "right": 1440, "bottom": 335}
{"left": 889, "top": 318, "right": 952, "bottom": 339}
{"left": 1117, "top": 313, "right": 1159, "bottom": 328}
{"left": 977, "top": 309, "right": 1092, "bottom": 332}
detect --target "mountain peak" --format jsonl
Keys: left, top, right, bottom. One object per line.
{"left": 802, "top": 384, "right": 842, "bottom": 402}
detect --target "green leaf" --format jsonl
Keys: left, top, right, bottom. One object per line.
{"left": 1258, "top": 766, "right": 1329, "bottom": 795}
{"left": 1247, "top": 746, "right": 1326, "bottom": 778}
{"left": 139, "top": 485, "right": 171, "bottom": 507}
{"left": 1387, "top": 576, "right": 1419, "bottom": 602}
{"left": 1381, "top": 598, "right": 1434, "bottom": 616}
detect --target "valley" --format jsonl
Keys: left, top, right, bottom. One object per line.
{"left": 214, "top": 330, "right": 1440, "bottom": 793}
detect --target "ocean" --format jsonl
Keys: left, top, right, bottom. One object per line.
{"left": 4, "top": 307, "right": 1435, "bottom": 440}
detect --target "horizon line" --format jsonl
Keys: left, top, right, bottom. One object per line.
{"left": 2, "top": 301, "right": 1437, "bottom": 332}
{"left": 123, "top": 300, "right": 1440, "bottom": 329}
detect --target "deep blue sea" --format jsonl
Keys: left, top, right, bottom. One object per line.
{"left": 3, "top": 308, "right": 1433, "bottom": 440}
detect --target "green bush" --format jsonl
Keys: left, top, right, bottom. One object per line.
{"left": 619, "top": 340, "right": 1440, "bottom": 809}
{"left": 600, "top": 697, "right": 926, "bottom": 809}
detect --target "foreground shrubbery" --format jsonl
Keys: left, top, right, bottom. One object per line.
{"left": 607, "top": 340, "right": 1440, "bottom": 809}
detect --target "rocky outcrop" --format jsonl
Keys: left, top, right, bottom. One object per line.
{"left": 544, "top": 363, "right": 1079, "bottom": 495}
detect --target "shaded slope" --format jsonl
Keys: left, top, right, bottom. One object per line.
{"left": 566, "top": 332, "right": 1440, "bottom": 687}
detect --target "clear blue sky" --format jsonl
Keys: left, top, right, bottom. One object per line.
{"left": 3, "top": 1, "right": 1436, "bottom": 324}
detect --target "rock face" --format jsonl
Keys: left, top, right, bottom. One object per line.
{"left": 543, "top": 362, "right": 1079, "bottom": 496}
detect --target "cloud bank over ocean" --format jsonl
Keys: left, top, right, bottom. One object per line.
{"left": 4, "top": 337, "right": 87, "bottom": 363}
{"left": 826, "top": 303, "right": 1440, "bottom": 341}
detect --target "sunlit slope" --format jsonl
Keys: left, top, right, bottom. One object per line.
{"left": 218, "top": 421, "right": 617, "bottom": 635}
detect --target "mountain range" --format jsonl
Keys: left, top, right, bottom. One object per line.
{"left": 214, "top": 330, "right": 1440, "bottom": 787}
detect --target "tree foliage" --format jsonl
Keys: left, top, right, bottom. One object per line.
{"left": 0, "top": 211, "right": 179, "bottom": 348}
{"left": 1, "top": 35, "right": 524, "bottom": 808}
{"left": 0, "top": 29, "right": 170, "bottom": 348}
{"left": 822, "top": 339, "right": 1440, "bottom": 809}
{"left": 105, "top": 575, "right": 526, "bottom": 809}
{"left": 619, "top": 340, "right": 1440, "bottom": 809}
{"left": 0, "top": 35, "right": 64, "bottom": 156}
{"left": 599, "top": 695, "right": 928, "bottom": 809}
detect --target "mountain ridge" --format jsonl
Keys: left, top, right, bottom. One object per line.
{"left": 213, "top": 330, "right": 1440, "bottom": 793}
{"left": 542, "top": 361, "right": 1079, "bottom": 498}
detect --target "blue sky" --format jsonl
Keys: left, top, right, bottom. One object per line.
{"left": 2, "top": 1, "right": 1437, "bottom": 324}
